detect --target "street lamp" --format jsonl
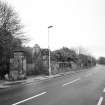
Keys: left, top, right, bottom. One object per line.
{"left": 48, "top": 25, "right": 53, "bottom": 76}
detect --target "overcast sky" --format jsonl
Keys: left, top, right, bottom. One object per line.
{"left": 3, "top": 0, "right": 105, "bottom": 58}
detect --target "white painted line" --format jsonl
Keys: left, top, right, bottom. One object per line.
{"left": 12, "top": 92, "right": 47, "bottom": 105}
{"left": 103, "top": 88, "right": 105, "bottom": 93}
{"left": 97, "top": 97, "right": 103, "bottom": 105}
{"left": 62, "top": 78, "right": 80, "bottom": 87}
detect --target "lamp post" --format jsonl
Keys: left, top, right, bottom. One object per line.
{"left": 48, "top": 26, "right": 53, "bottom": 76}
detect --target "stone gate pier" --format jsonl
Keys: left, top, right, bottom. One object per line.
{"left": 9, "top": 50, "right": 26, "bottom": 80}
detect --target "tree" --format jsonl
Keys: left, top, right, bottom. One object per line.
{"left": 98, "top": 57, "right": 105, "bottom": 65}
{"left": 0, "top": 1, "right": 24, "bottom": 50}
{"left": 23, "top": 46, "right": 33, "bottom": 64}
{"left": 0, "top": 1, "right": 24, "bottom": 79}
{"left": 0, "top": 1, "right": 23, "bottom": 36}
{"left": 78, "top": 54, "right": 96, "bottom": 68}
{"left": 41, "top": 48, "right": 49, "bottom": 56}
{"left": 0, "top": 1, "right": 25, "bottom": 50}
{"left": 52, "top": 47, "right": 77, "bottom": 62}
{"left": 32, "top": 46, "right": 49, "bottom": 75}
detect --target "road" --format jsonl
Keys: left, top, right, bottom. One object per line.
{"left": 0, "top": 65, "right": 105, "bottom": 105}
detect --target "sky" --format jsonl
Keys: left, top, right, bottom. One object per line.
{"left": 3, "top": 0, "right": 105, "bottom": 58}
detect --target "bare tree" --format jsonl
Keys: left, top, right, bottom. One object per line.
{"left": 0, "top": 1, "right": 23, "bottom": 37}
{"left": 0, "top": 1, "right": 25, "bottom": 79}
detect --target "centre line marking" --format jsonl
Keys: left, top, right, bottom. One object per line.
{"left": 97, "top": 97, "right": 103, "bottom": 105}
{"left": 62, "top": 78, "right": 80, "bottom": 87}
{"left": 12, "top": 92, "right": 47, "bottom": 105}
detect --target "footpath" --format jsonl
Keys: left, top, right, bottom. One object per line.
{"left": 0, "top": 76, "right": 49, "bottom": 89}
{"left": 0, "top": 70, "right": 85, "bottom": 89}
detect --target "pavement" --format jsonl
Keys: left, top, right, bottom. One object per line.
{"left": 0, "top": 76, "right": 48, "bottom": 88}
{"left": 1, "top": 65, "right": 105, "bottom": 105}
{"left": 0, "top": 70, "right": 76, "bottom": 89}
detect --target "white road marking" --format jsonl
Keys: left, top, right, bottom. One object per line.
{"left": 12, "top": 92, "right": 47, "bottom": 105}
{"left": 103, "top": 88, "right": 105, "bottom": 93}
{"left": 97, "top": 97, "right": 103, "bottom": 105}
{"left": 62, "top": 78, "right": 80, "bottom": 87}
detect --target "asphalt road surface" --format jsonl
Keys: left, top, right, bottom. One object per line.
{"left": 0, "top": 65, "right": 105, "bottom": 105}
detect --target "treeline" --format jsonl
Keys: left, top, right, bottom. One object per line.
{"left": 97, "top": 57, "right": 105, "bottom": 65}
{"left": 51, "top": 47, "right": 96, "bottom": 68}
{"left": 0, "top": 1, "right": 25, "bottom": 79}
{"left": 24, "top": 45, "right": 96, "bottom": 75}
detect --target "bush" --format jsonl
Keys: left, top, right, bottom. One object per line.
{"left": 26, "top": 62, "right": 49, "bottom": 76}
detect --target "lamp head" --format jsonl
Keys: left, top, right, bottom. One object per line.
{"left": 48, "top": 26, "right": 53, "bottom": 28}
